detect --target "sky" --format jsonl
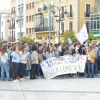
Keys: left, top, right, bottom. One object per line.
{"left": 0, "top": 0, "right": 10, "bottom": 10}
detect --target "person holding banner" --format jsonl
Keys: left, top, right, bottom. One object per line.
{"left": 87, "top": 46, "right": 95, "bottom": 78}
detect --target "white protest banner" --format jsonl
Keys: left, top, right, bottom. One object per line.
{"left": 41, "top": 55, "right": 86, "bottom": 79}
{"left": 76, "top": 23, "right": 88, "bottom": 44}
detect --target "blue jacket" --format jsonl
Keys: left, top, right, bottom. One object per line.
{"left": 11, "top": 51, "right": 20, "bottom": 63}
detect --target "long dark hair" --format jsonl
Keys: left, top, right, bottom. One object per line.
{"left": 21, "top": 45, "right": 26, "bottom": 54}
{"left": 1, "top": 46, "right": 7, "bottom": 56}
{"left": 31, "top": 44, "right": 37, "bottom": 52}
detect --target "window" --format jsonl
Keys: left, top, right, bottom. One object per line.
{"left": 29, "top": 3, "right": 31, "bottom": 9}
{"left": 26, "top": 4, "right": 28, "bottom": 10}
{"left": 86, "top": 21, "right": 90, "bottom": 33}
{"left": 26, "top": 16, "right": 28, "bottom": 22}
{"left": 61, "top": 6, "right": 64, "bottom": 18}
{"left": 32, "top": 28, "right": 34, "bottom": 32}
{"left": 1, "top": 21, "right": 3, "bottom": 26}
{"left": 69, "top": 21, "right": 73, "bottom": 31}
{"left": 29, "top": 16, "right": 31, "bottom": 22}
{"left": 61, "top": 22, "right": 64, "bottom": 33}
{"left": 1, "top": 32, "right": 3, "bottom": 38}
{"left": 26, "top": 28, "right": 28, "bottom": 34}
{"left": 29, "top": 28, "right": 31, "bottom": 34}
{"left": 86, "top": 4, "right": 90, "bottom": 17}
{"left": 32, "top": 15, "right": 34, "bottom": 21}
{"left": 21, "top": 8, "right": 23, "bottom": 14}
{"left": 69, "top": 4, "right": 73, "bottom": 17}
{"left": 21, "top": 19, "right": 23, "bottom": 26}
{"left": 32, "top": 2, "right": 34, "bottom": 8}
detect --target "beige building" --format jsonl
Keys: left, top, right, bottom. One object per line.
{"left": 25, "top": 0, "right": 94, "bottom": 43}
{"left": 8, "top": 0, "right": 16, "bottom": 42}
{"left": 25, "top": 0, "right": 35, "bottom": 41}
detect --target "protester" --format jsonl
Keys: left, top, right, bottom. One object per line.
{"left": 18, "top": 45, "right": 29, "bottom": 81}
{"left": 30, "top": 45, "right": 38, "bottom": 79}
{"left": 11, "top": 45, "right": 20, "bottom": 82}
{"left": 0, "top": 40, "right": 99, "bottom": 81}
{"left": 87, "top": 46, "right": 95, "bottom": 78}
{"left": 0, "top": 46, "right": 10, "bottom": 81}
{"left": 64, "top": 45, "right": 71, "bottom": 55}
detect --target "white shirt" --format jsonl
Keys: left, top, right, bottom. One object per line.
{"left": 19, "top": 52, "right": 29, "bottom": 64}
{"left": 0, "top": 53, "right": 8, "bottom": 63}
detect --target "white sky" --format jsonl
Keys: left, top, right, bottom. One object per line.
{"left": 0, "top": 0, "right": 10, "bottom": 10}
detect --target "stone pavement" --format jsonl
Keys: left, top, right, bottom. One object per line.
{"left": 0, "top": 77, "right": 100, "bottom": 100}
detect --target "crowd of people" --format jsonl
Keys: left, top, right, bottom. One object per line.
{"left": 0, "top": 40, "right": 99, "bottom": 82}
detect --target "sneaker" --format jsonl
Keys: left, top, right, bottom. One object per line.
{"left": 16, "top": 79, "right": 19, "bottom": 82}
{"left": 26, "top": 76, "right": 30, "bottom": 78}
{"left": 20, "top": 78, "right": 25, "bottom": 81}
{"left": 13, "top": 80, "right": 17, "bottom": 83}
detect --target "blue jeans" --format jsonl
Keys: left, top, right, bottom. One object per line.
{"left": 25, "top": 70, "right": 30, "bottom": 77}
{"left": 87, "top": 62, "right": 94, "bottom": 77}
{"left": 1, "top": 63, "right": 10, "bottom": 80}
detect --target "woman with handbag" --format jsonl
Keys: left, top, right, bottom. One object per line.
{"left": 30, "top": 45, "right": 38, "bottom": 79}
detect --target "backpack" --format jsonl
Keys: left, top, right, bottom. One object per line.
{"left": 27, "top": 52, "right": 32, "bottom": 65}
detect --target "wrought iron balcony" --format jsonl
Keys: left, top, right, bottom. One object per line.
{"left": 34, "top": 27, "right": 54, "bottom": 32}
{"left": 43, "top": 6, "right": 48, "bottom": 11}
{"left": 38, "top": 8, "right": 42, "bottom": 12}
{"left": 8, "top": 25, "right": 15, "bottom": 29}
{"left": 85, "top": 12, "right": 90, "bottom": 17}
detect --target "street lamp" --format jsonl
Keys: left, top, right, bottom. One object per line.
{"left": 7, "top": 14, "right": 19, "bottom": 43}
{"left": 52, "top": 5, "right": 67, "bottom": 43}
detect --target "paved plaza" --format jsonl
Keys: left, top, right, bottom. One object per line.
{"left": 0, "top": 77, "right": 100, "bottom": 100}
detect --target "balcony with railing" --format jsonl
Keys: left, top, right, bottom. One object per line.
{"left": 34, "top": 27, "right": 54, "bottom": 32}
{"left": 43, "top": 5, "right": 48, "bottom": 11}
{"left": 8, "top": 25, "right": 15, "bottom": 29}
{"left": 85, "top": 12, "right": 90, "bottom": 17}
{"left": 11, "top": 10, "right": 16, "bottom": 14}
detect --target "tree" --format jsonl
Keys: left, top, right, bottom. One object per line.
{"left": 63, "top": 31, "right": 97, "bottom": 44}
{"left": 88, "top": 32, "right": 97, "bottom": 41}
{"left": 19, "top": 37, "right": 35, "bottom": 45}
{"left": 0, "top": 38, "right": 3, "bottom": 44}
{"left": 63, "top": 30, "right": 79, "bottom": 44}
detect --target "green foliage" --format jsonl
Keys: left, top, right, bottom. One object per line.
{"left": 19, "top": 37, "right": 35, "bottom": 45}
{"left": 63, "top": 30, "right": 79, "bottom": 44}
{"left": 0, "top": 39, "right": 3, "bottom": 44}
{"left": 63, "top": 31, "right": 97, "bottom": 44}
{"left": 88, "top": 32, "right": 97, "bottom": 41}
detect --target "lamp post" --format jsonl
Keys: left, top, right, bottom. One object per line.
{"left": 7, "top": 14, "right": 19, "bottom": 43}
{"left": 52, "top": 6, "right": 67, "bottom": 43}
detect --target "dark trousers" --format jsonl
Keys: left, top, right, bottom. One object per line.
{"left": 18, "top": 63, "right": 26, "bottom": 78}
{"left": 12, "top": 62, "right": 19, "bottom": 80}
{"left": 9, "top": 62, "right": 13, "bottom": 78}
{"left": 30, "top": 64, "right": 37, "bottom": 79}
{"left": 97, "top": 58, "right": 100, "bottom": 72}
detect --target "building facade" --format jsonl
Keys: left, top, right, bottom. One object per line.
{"left": 90, "top": 0, "right": 100, "bottom": 40}
{"left": 25, "top": 0, "right": 35, "bottom": 41}
{"left": 26, "top": 0, "right": 93, "bottom": 43}
{"left": 8, "top": 0, "right": 16, "bottom": 42}
{"left": 16, "top": 0, "right": 25, "bottom": 41}
{"left": 1, "top": 14, "right": 9, "bottom": 40}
